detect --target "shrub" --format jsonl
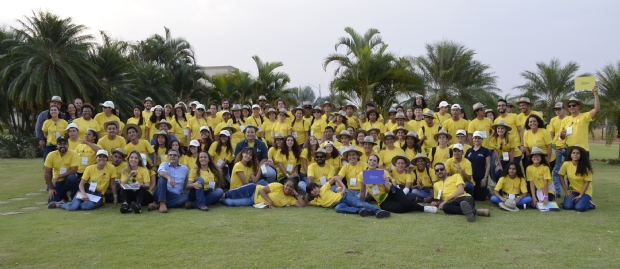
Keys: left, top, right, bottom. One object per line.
{"left": 0, "top": 134, "right": 39, "bottom": 159}
{"left": 607, "top": 159, "right": 620, "bottom": 166}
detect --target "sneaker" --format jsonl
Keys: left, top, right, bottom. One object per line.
{"left": 130, "top": 202, "right": 142, "bottom": 214}
{"left": 159, "top": 204, "right": 168, "bottom": 213}
{"left": 147, "top": 203, "right": 159, "bottom": 211}
{"left": 47, "top": 202, "right": 58, "bottom": 209}
{"left": 460, "top": 201, "right": 476, "bottom": 222}
{"left": 185, "top": 201, "right": 195, "bottom": 210}
{"left": 424, "top": 206, "right": 438, "bottom": 213}
{"left": 476, "top": 208, "right": 491, "bottom": 217}
{"left": 375, "top": 210, "right": 391, "bottom": 219}
{"left": 198, "top": 205, "right": 209, "bottom": 211}
{"left": 358, "top": 209, "right": 374, "bottom": 217}
{"left": 590, "top": 201, "right": 596, "bottom": 210}
{"left": 120, "top": 203, "right": 131, "bottom": 214}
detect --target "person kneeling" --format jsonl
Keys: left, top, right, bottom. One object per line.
{"left": 304, "top": 177, "right": 390, "bottom": 218}
{"left": 429, "top": 162, "right": 490, "bottom": 222}
{"left": 490, "top": 162, "right": 532, "bottom": 211}
{"left": 220, "top": 179, "right": 303, "bottom": 208}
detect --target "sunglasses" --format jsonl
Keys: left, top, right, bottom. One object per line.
{"left": 434, "top": 168, "right": 445, "bottom": 172}
{"left": 567, "top": 104, "right": 579, "bottom": 108}
{"left": 314, "top": 155, "right": 325, "bottom": 158}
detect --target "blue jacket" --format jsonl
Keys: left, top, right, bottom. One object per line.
{"left": 234, "top": 139, "right": 268, "bottom": 161}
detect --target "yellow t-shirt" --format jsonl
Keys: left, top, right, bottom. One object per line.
{"left": 44, "top": 150, "right": 80, "bottom": 181}
{"left": 181, "top": 156, "right": 197, "bottom": 172}
{"left": 428, "top": 146, "right": 452, "bottom": 168}
{"left": 275, "top": 151, "right": 300, "bottom": 178}
{"left": 81, "top": 163, "right": 117, "bottom": 194}
{"left": 309, "top": 182, "right": 343, "bottom": 207}
{"left": 208, "top": 142, "right": 234, "bottom": 167}
{"left": 495, "top": 176, "right": 528, "bottom": 196}
{"left": 362, "top": 121, "right": 386, "bottom": 135}
{"left": 325, "top": 155, "right": 342, "bottom": 173}
{"left": 337, "top": 162, "right": 368, "bottom": 191}
{"left": 246, "top": 115, "right": 265, "bottom": 127}
{"left": 445, "top": 157, "right": 473, "bottom": 183}
{"left": 93, "top": 113, "right": 122, "bottom": 136}
{"left": 526, "top": 164, "right": 554, "bottom": 194}
{"left": 432, "top": 174, "right": 470, "bottom": 200}
{"left": 378, "top": 147, "right": 405, "bottom": 168}
{"left": 68, "top": 139, "right": 80, "bottom": 151}
{"left": 42, "top": 119, "right": 69, "bottom": 146}
{"left": 561, "top": 113, "right": 593, "bottom": 151}
{"left": 412, "top": 167, "right": 435, "bottom": 186}
{"left": 226, "top": 119, "right": 246, "bottom": 149}
{"left": 310, "top": 118, "right": 328, "bottom": 140}
{"left": 494, "top": 114, "right": 523, "bottom": 157}
{"left": 124, "top": 140, "right": 155, "bottom": 157}
{"left": 206, "top": 115, "right": 222, "bottom": 132}
{"left": 74, "top": 143, "right": 97, "bottom": 173}
{"left": 442, "top": 118, "right": 469, "bottom": 144}
{"left": 230, "top": 162, "right": 255, "bottom": 189}
{"left": 72, "top": 118, "right": 101, "bottom": 140}
{"left": 547, "top": 116, "right": 566, "bottom": 148}
{"left": 97, "top": 136, "right": 127, "bottom": 155}
{"left": 407, "top": 120, "right": 424, "bottom": 135}
{"left": 169, "top": 117, "right": 189, "bottom": 145}
{"left": 488, "top": 136, "right": 518, "bottom": 160}
{"left": 120, "top": 166, "right": 151, "bottom": 185}
{"left": 559, "top": 162, "right": 593, "bottom": 197}
{"left": 254, "top": 183, "right": 298, "bottom": 206}
{"left": 126, "top": 117, "right": 147, "bottom": 140}
{"left": 345, "top": 115, "right": 359, "bottom": 129}
{"left": 291, "top": 119, "right": 310, "bottom": 145}
{"left": 418, "top": 122, "right": 440, "bottom": 154}
{"left": 524, "top": 129, "right": 556, "bottom": 161}
{"left": 188, "top": 167, "right": 217, "bottom": 187}
{"left": 391, "top": 169, "right": 413, "bottom": 186}
{"left": 261, "top": 120, "right": 277, "bottom": 143}
{"left": 434, "top": 112, "right": 451, "bottom": 127}
{"left": 300, "top": 148, "right": 315, "bottom": 174}
{"left": 272, "top": 121, "right": 292, "bottom": 137}
{"left": 187, "top": 117, "right": 208, "bottom": 142}
{"left": 358, "top": 169, "right": 391, "bottom": 204}
{"left": 307, "top": 163, "right": 335, "bottom": 185}
{"left": 403, "top": 147, "right": 418, "bottom": 161}
{"left": 320, "top": 140, "right": 343, "bottom": 149}
{"left": 155, "top": 147, "right": 168, "bottom": 166}
{"left": 468, "top": 117, "right": 493, "bottom": 148}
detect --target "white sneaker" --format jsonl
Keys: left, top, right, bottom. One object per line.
{"left": 424, "top": 206, "right": 438, "bottom": 213}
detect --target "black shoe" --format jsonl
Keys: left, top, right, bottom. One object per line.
{"left": 358, "top": 209, "right": 374, "bottom": 217}
{"left": 590, "top": 201, "right": 596, "bottom": 210}
{"left": 120, "top": 203, "right": 131, "bottom": 214}
{"left": 185, "top": 201, "right": 195, "bottom": 210}
{"left": 130, "top": 202, "right": 141, "bottom": 214}
{"left": 375, "top": 210, "right": 391, "bottom": 219}
{"left": 460, "top": 201, "right": 476, "bottom": 222}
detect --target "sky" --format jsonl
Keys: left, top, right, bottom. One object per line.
{"left": 3, "top": 0, "right": 620, "bottom": 100}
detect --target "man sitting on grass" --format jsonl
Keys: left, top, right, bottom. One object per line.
{"left": 149, "top": 149, "right": 188, "bottom": 213}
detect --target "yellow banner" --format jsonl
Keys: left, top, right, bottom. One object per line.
{"left": 574, "top": 76, "right": 596, "bottom": 91}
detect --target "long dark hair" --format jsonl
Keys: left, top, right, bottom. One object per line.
{"left": 231, "top": 110, "right": 245, "bottom": 125}
{"left": 571, "top": 147, "right": 593, "bottom": 176}
{"left": 173, "top": 106, "right": 187, "bottom": 129}
{"left": 303, "top": 137, "right": 318, "bottom": 161}
{"left": 87, "top": 129, "right": 99, "bottom": 144}
{"left": 194, "top": 151, "right": 225, "bottom": 188}
{"left": 527, "top": 152, "right": 551, "bottom": 168}
{"left": 501, "top": 161, "right": 524, "bottom": 178}
{"left": 324, "top": 143, "right": 340, "bottom": 159}
{"left": 281, "top": 135, "right": 301, "bottom": 160}
{"left": 415, "top": 95, "right": 428, "bottom": 110}
{"left": 234, "top": 147, "right": 259, "bottom": 173}
{"left": 215, "top": 134, "right": 232, "bottom": 155}
{"left": 132, "top": 105, "right": 144, "bottom": 126}
{"left": 149, "top": 107, "right": 163, "bottom": 123}
{"left": 167, "top": 139, "right": 184, "bottom": 156}
{"left": 64, "top": 103, "right": 77, "bottom": 120}
{"left": 524, "top": 114, "right": 546, "bottom": 130}
{"left": 401, "top": 135, "right": 421, "bottom": 153}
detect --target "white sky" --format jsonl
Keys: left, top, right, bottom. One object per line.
{"left": 3, "top": 0, "right": 620, "bottom": 99}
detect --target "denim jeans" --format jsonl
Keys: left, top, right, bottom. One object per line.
{"left": 153, "top": 177, "right": 188, "bottom": 208}
{"left": 493, "top": 156, "right": 522, "bottom": 182}
{"left": 553, "top": 148, "right": 566, "bottom": 195}
{"left": 221, "top": 183, "right": 258, "bottom": 207}
{"left": 60, "top": 190, "right": 103, "bottom": 211}
{"left": 562, "top": 193, "right": 591, "bottom": 212}
{"left": 298, "top": 173, "right": 308, "bottom": 193}
{"left": 333, "top": 191, "right": 381, "bottom": 215}
{"left": 42, "top": 146, "right": 56, "bottom": 162}
{"left": 188, "top": 177, "right": 224, "bottom": 207}
{"left": 262, "top": 166, "right": 277, "bottom": 183}
{"left": 464, "top": 182, "right": 474, "bottom": 196}
{"left": 490, "top": 195, "right": 532, "bottom": 207}
{"left": 48, "top": 174, "right": 80, "bottom": 203}
{"left": 410, "top": 188, "right": 433, "bottom": 200}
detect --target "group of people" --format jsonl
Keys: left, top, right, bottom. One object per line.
{"left": 38, "top": 86, "right": 599, "bottom": 222}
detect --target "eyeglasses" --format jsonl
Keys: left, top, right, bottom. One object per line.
{"left": 314, "top": 156, "right": 325, "bottom": 159}
{"left": 168, "top": 154, "right": 178, "bottom": 157}
{"left": 434, "top": 168, "right": 445, "bottom": 172}
{"left": 567, "top": 104, "right": 579, "bottom": 108}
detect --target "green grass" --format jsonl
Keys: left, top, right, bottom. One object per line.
{"left": 1, "top": 149, "right": 619, "bottom": 268}
{"left": 588, "top": 143, "right": 620, "bottom": 160}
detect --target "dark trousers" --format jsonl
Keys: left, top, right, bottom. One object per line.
{"left": 442, "top": 196, "right": 475, "bottom": 215}
{"left": 472, "top": 178, "right": 488, "bottom": 201}
{"left": 379, "top": 187, "right": 424, "bottom": 213}
{"left": 122, "top": 188, "right": 154, "bottom": 206}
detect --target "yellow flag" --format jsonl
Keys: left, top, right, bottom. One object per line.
{"left": 574, "top": 76, "right": 596, "bottom": 91}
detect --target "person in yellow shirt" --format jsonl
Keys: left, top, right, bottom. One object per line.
{"left": 221, "top": 179, "right": 303, "bottom": 208}
{"left": 261, "top": 108, "right": 279, "bottom": 146}
{"left": 229, "top": 147, "right": 267, "bottom": 189}
{"left": 559, "top": 88, "right": 600, "bottom": 156}
{"left": 186, "top": 151, "right": 226, "bottom": 211}
{"left": 72, "top": 104, "right": 100, "bottom": 140}
{"left": 328, "top": 111, "right": 348, "bottom": 135}
{"left": 319, "top": 126, "right": 343, "bottom": 149}
{"left": 186, "top": 104, "right": 209, "bottom": 143}
{"left": 42, "top": 105, "right": 69, "bottom": 155}
{"left": 547, "top": 102, "right": 567, "bottom": 196}
{"left": 468, "top": 103, "right": 493, "bottom": 148}
{"left": 360, "top": 136, "right": 379, "bottom": 164}
{"left": 246, "top": 104, "right": 265, "bottom": 128}
{"left": 418, "top": 110, "right": 440, "bottom": 155}
{"left": 455, "top": 130, "right": 471, "bottom": 153}
{"left": 445, "top": 143, "right": 474, "bottom": 195}
{"left": 378, "top": 132, "right": 405, "bottom": 171}
{"left": 74, "top": 129, "right": 102, "bottom": 177}
{"left": 64, "top": 123, "right": 81, "bottom": 151}
{"left": 401, "top": 131, "right": 420, "bottom": 161}
{"left": 170, "top": 104, "right": 190, "bottom": 146}
{"left": 320, "top": 101, "right": 333, "bottom": 122}
{"left": 523, "top": 114, "right": 555, "bottom": 169}
{"left": 362, "top": 110, "right": 386, "bottom": 137}
{"left": 126, "top": 105, "right": 147, "bottom": 140}
{"left": 334, "top": 147, "right": 368, "bottom": 196}
{"left": 275, "top": 136, "right": 301, "bottom": 183}
{"left": 310, "top": 106, "right": 327, "bottom": 141}
{"left": 118, "top": 150, "right": 155, "bottom": 214}
{"left": 97, "top": 121, "right": 127, "bottom": 156}
{"left": 307, "top": 148, "right": 335, "bottom": 186}
{"left": 559, "top": 145, "right": 595, "bottom": 212}
{"left": 342, "top": 103, "right": 360, "bottom": 129}
{"left": 495, "top": 99, "right": 524, "bottom": 158}
{"left": 304, "top": 177, "right": 390, "bottom": 218}
{"left": 272, "top": 108, "right": 292, "bottom": 140}
{"left": 290, "top": 107, "right": 310, "bottom": 146}
{"left": 123, "top": 124, "right": 155, "bottom": 167}
{"left": 526, "top": 147, "right": 555, "bottom": 209}
{"left": 205, "top": 104, "right": 222, "bottom": 131}
{"left": 359, "top": 154, "right": 437, "bottom": 214}
{"left": 430, "top": 162, "right": 490, "bottom": 222}
{"left": 94, "top": 101, "right": 123, "bottom": 137}
{"left": 44, "top": 137, "right": 80, "bottom": 203}
{"left": 441, "top": 104, "right": 469, "bottom": 144}
{"left": 300, "top": 136, "right": 319, "bottom": 190}
{"left": 515, "top": 97, "right": 544, "bottom": 128}
{"left": 228, "top": 104, "right": 247, "bottom": 149}
{"left": 142, "top": 97, "right": 155, "bottom": 119}
{"left": 48, "top": 149, "right": 117, "bottom": 210}
{"left": 434, "top": 101, "right": 451, "bottom": 126}
{"left": 153, "top": 132, "right": 171, "bottom": 168}
{"left": 182, "top": 140, "right": 200, "bottom": 172}
{"left": 428, "top": 130, "right": 452, "bottom": 168}
{"left": 491, "top": 162, "right": 532, "bottom": 209}
{"left": 393, "top": 126, "right": 408, "bottom": 148}
{"left": 389, "top": 155, "right": 413, "bottom": 188}
{"left": 408, "top": 153, "right": 435, "bottom": 201}
{"left": 390, "top": 112, "right": 416, "bottom": 134}
{"left": 489, "top": 120, "right": 519, "bottom": 184}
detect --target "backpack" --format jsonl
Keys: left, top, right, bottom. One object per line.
{"left": 430, "top": 147, "right": 452, "bottom": 164}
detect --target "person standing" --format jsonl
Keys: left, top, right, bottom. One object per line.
{"left": 559, "top": 86, "right": 600, "bottom": 159}
{"left": 36, "top": 96, "right": 65, "bottom": 160}
{"left": 547, "top": 102, "right": 567, "bottom": 196}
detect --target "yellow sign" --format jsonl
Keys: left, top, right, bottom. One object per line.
{"left": 574, "top": 76, "right": 596, "bottom": 91}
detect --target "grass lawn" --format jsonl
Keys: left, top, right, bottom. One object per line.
{"left": 1, "top": 147, "right": 619, "bottom": 268}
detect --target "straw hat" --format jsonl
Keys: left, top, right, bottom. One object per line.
{"left": 231, "top": 104, "right": 242, "bottom": 111}
{"left": 278, "top": 108, "right": 290, "bottom": 117}
{"left": 405, "top": 131, "right": 419, "bottom": 138}
{"left": 433, "top": 130, "right": 452, "bottom": 141}
{"left": 564, "top": 96, "right": 584, "bottom": 109}
{"left": 155, "top": 119, "right": 172, "bottom": 130}
{"left": 103, "top": 120, "right": 119, "bottom": 130}
{"left": 492, "top": 120, "right": 512, "bottom": 132}
{"left": 321, "top": 101, "right": 332, "bottom": 108}
{"left": 391, "top": 155, "right": 410, "bottom": 167}
{"left": 123, "top": 124, "right": 142, "bottom": 139}
{"left": 484, "top": 109, "right": 497, "bottom": 118}
{"left": 472, "top": 103, "right": 485, "bottom": 114}
{"left": 499, "top": 199, "right": 519, "bottom": 212}
{"left": 312, "top": 106, "right": 323, "bottom": 113}
{"left": 221, "top": 124, "right": 237, "bottom": 134}
{"left": 338, "top": 130, "right": 352, "bottom": 139}
{"left": 291, "top": 106, "right": 304, "bottom": 115}
{"left": 412, "top": 153, "right": 430, "bottom": 164}
{"left": 273, "top": 133, "right": 285, "bottom": 140}
{"left": 47, "top": 96, "right": 64, "bottom": 104}
{"left": 266, "top": 108, "right": 277, "bottom": 115}
{"left": 515, "top": 97, "right": 532, "bottom": 106}
{"left": 566, "top": 144, "right": 586, "bottom": 155}
{"left": 553, "top": 102, "right": 564, "bottom": 109}
{"left": 341, "top": 146, "right": 362, "bottom": 159}
{"left": 362, "top": 136, "right": 377, "bottom": 145}
{"left": 383, "top": 131, "right": 396, "bottom": 140}
{"left": 258, "top": 95, "right": 267, "bottom": 101}
{"left": 142, "top": 97, "right": 155, "bottom": 105}
{"left": 312, "top": 148, "right": 328, "bottom": 157}
{"left": 394, "top": 112, "right": 407, "bottom": 120}
{"left": 343, "top": 103, "right": 357, "bottom": 111}
{"left": 529, "top": 146, "right": 547, "bottom": 157}
{"left": 422, "top": 110, "right": 435, "bottom": 118}
{"left": 302, "top": 101, "right": 313, "bottom": 108}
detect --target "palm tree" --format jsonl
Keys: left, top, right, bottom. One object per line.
{"left": 251, "top": 55, "right": 294, "bottom": 104}
{"left": 514, "top": 58, "right": 583, "bottom": 121}
{"left": 131, "top": 61, "right": 174, "bottom": 111}
{"left": 415, "top": 40, "right": 499, "bottom": 114}
{"left": 291, "top": 86, "right": 316, "bottom": 105}
{"left": 1, "top": 11, "right": 98, "bottom": 111}
{"left": 596, "top": 61, "right": 620, "bottom": 158}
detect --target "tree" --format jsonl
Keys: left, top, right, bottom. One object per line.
{"left": 291, "top": 86, "right": 316, "bottom": 105}
{"left": 1, "top": 11, "right": 98, "bottom": 112}
{"left": 514, "top": 58, "right": 582, "bottom": 121}
{"left": 596, "top": 61, "right": 620, "bottom": 158}
{"left": 251, "top": 55, "right": 294, "bottom": 104}
{"left": 415, "top": 40, "right": 499, "bottom": 114}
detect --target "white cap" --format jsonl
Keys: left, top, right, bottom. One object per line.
{"left": 101, "top": 101, "right": 115, "bottom": 109}
{"left": 451, "top": 104, "right": 461, "bottom": 109}
{"left": 196, "top": 104, "right": 206, "bottom": 110}
{"left": 456, "top": 129, "right": 466, "bottom": 136}
{"left": 473, "top": 131, "right": 484, "bottom": 138}
{"left": 252, "top": 104, "right": 260, "bottom": 109}
{"left": 199, "top": 126, "right": 211, "bottom": 132}
{"left": 437, "top": 101, "right": 449, "bottom": 108}
{"left": 452, "top": 143, "right": 464, "bottom": 151}
{"left": 65, "top": 123, "right": 79, "bottom": 131}
{"left": 219, "top": 130, "right": 230, "bottom": 137}
{"left": 189, "top": 140, "right": 200, "bottom": 147}
{"left": 190, "top": 101, "right": 200, "bottom": 106}
{"left": 150, "top": 107, "right": 155, "bottom": 112}
{"left": 96, "top": 149, "right": 109, "bottom": 157}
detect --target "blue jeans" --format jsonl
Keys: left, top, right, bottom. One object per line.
{"left": 48, "top": 174, "right": 80, "bottom": 203}
{"left": 464, "top": 182, "right": 474, "bottom": 196}
{"left": 410, "top": 188, "right": 433, "bottom": 200}
{"left": 188, "top": 177, "right": 224, "bottom": 207}
{"left": 562, "top": 193, "right": 591, "bottom": 212}
{"left": 153, "top": 177, "right": 188, "bottom": 208}
{"left": 221, "top": 184, "right": 258, "bottom": 207}
{"left": 60, "top": 190, "right": 103, "bottom": 211}
{"left": 333, "top": 191, "right": 381, "bottom": 215}
{"left": 490, "top": 195, "right": 532, "bottom": 206}
{"left": 261, "top": 166, "right": 277, "bottom": 183}
{"left": 42, "top": 146, "right": 57, "bottom": 162}
{"left": 553, "top": 148, "right": 566, "bottom": 195}
{"left": 490, "top": 151, "right": 498, "bottom": 183}
{"left": 298, "top": 173, "right": 308, "bottom": 193}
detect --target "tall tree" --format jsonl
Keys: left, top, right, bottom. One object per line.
{"left": 596, "top": 61, "right": 620, "bottom": 158}
{"left": 251, "top": 55, "right": 294, "bottom": 104}
{"left": 291, "top": 86, "right": 316, "bottom": 105}
{"left": 514, "top": 58, "right": 581, "bottom": 121}
{"left": 1, "top": 11, "right": 98, "bottom": 111}
{"left": 415, "top": 40, "right": 499, "bottom": 113}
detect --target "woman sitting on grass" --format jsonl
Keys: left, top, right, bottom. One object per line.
{"left": 186, "top": 151, "right": 225, "bottom": 211}
{"left": 559, "top": 145, "right": 595, "bottom": 212}
{"left": 304, "top": 177, "right": 391, "bottom": 219}
{"left": 526, "top": 147, "right": 555, "bottom": 209}
{"left": 119, "top": 150, "right": 155, "bottom": 214}
{"left": 229, "top": 147, "right": 267, "bottom": 189}
{"left": 491, "top": 162, "right": 532, "bottom": 209}
{"left": 221, "top": 178, "right": 303, "bottom": 208}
